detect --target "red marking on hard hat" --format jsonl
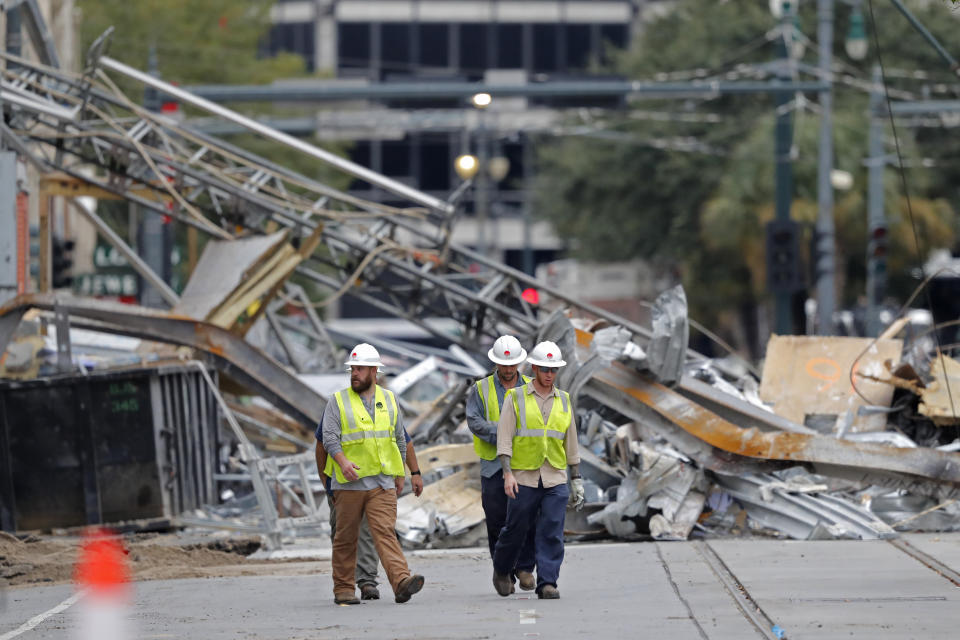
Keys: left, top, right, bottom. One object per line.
{"left": 74, "top": 528, "right": 131, "bottom": 597}
{"left": 352, "top": 352, "right": 357, "bottom": 357}
{"left": 504, "top": 350, "right": 511, "bottom": 355}
{"left": 547, "top": 353, "right": 553, "bottom": 358}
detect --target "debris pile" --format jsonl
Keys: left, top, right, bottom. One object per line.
{"left": 2, "top": 27, "right": 960, "bottom": 552}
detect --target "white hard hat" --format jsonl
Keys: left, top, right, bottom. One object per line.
{"left": 344, "top": 343, "right": 384, "bottom": 368}
{"left": 488, "top": 335, "right": 527, "bottom": 366}
{"left": 526, "top": 341, "right": 566, "bottom": 367}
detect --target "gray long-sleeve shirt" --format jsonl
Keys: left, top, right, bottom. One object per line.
{"left": 315, "top": 387, "right": 407, "bottom": 491}
{"left": 465, "top": 372, "right": 524, "bottom": 478}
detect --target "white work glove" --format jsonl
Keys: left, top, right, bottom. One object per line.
{"left": 569, "top": 478, "right": 585, "bottom": 511}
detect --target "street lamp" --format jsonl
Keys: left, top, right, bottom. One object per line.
{"left": 845, "top": 3, "right": 868, "bottom": 61}
{"left": 471, "top": 92, "right": 492, "bottom": 109}
{"left": 454, "top": 154, "right": 479, "bottom": 180}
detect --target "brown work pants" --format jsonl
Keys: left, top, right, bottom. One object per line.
{"left": 332, "top": 487, "right": 411, "bottom": 597}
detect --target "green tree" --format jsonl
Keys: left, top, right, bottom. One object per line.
{"left": 534, "top": 0, "right": 959, "bottom": 354}
{"left": 78, "top": 0, "right": 304, "bottom": 85}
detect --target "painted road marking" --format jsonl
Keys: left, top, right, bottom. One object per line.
{"left": 0, "top": 590, "right": 87, "bottom": 640}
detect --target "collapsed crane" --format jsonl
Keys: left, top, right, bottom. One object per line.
{"left": 2, "top": 27, "right": 959, "bottom": 547}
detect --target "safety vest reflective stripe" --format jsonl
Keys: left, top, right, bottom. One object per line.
{"left": 340, "top": 390, "right": 396, "bottom": 431}
{"left": 341, "top": 429, "right": 395, "bottom": 442}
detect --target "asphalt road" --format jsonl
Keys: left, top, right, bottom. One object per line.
{"left": 2, "top": 534, "right": 960, "bottom": 639}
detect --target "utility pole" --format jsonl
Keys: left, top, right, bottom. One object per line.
{"left": 866, "top": 65, "right": 887, "bottom": 337}
{"left": 770, "top": 3, "right": 798, "bottom": 336}
{"left": 815, "top": 0, "right": 836, "bottom": 334}
{"left": 139, "top": 44, "right": 172, "bottom": 308}
{"left": 476, "top": 108, "right": 489, "bottom": 258}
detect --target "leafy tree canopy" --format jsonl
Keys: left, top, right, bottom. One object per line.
{"left": 534, "top": 0, "right": 959, "bottom": 335}
{"left": 78, "top": 0, "right": 304, "bottom": 85}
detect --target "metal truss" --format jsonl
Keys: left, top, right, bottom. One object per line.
{"left": 0, "top": 44, "right": 694, "bottom": 359}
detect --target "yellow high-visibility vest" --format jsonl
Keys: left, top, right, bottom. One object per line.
{"left": 506, "top": 385, "right": 572, "bottom": 470}
{"left": 324, "top": 385, "right": 404, "bottom": 483}
{"left": 473, "top": 373, "right": 531, "bottom": 460}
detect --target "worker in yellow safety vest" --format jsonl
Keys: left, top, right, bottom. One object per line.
{"left": 466, "top": 335, "right": 538, "bottom": 592}
{"left": 317, "top": 343, "right": 424, "bottom": 605}
{"left": 492, "top": 341, "right": 584, "bottom": 600}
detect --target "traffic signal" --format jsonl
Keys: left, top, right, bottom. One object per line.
{"left": 766, "top": 219, "right": 803, "bottom": 293}
{"left": 867, "top": 225, "right": 888, "bottom": 305}
{"left": 29, "top": 225, "right": 39, "bottom": 278}
{"left": 52, "top": 235, "right": 75, "bottom": 289}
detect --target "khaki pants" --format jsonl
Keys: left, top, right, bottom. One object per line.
{"left": 326, "top": 493, "right": 379, "bottom": 587}
{"left": 332, "top": 487, "right": 411, "bottom": 597}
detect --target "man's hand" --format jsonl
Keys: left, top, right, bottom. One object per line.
{"left": 411, "top": 474, "right": 424, "bottom": 497}
{"left": 337, "top": 456, "right": 361, "bottom": 482}
{"left": 395, "top": 475, "right": 405, "bottom": 496}
{"left": 569, "top": 478, "right": 585, "bottom": 511}
{"left": 504, "top": 471, "right": 519, "bottom": 499}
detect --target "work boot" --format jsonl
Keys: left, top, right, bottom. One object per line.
{"left": 515, "top": 570, "right": 536, "bottom": 591}
{"left": 334, "top": 592, "right": 361, "bottom": 606}
{"left": 360, "top": 583, "right": 380, "bottom": 600}
{"left": 394, "top": 574, "right": 425, "bottom": 603}
{"left": 493, "top": 570, "right": 513, "bottom": 597}
{"left": 538, "top": 585, "right": 560, "bottom": 600}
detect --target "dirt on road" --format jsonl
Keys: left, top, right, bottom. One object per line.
{"left": 0, "top": 531, "right": 328, "bottom": 587}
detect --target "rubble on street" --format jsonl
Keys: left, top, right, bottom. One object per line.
{"left": 2, "top": 13, "right": 960, "bottom": 555}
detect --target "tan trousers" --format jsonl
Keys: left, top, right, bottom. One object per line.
{"left": 332, "top": 487, "right": 411, "bottom": 597}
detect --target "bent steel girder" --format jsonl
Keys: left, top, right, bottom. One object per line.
{"left": 0, "top": 294, "right": 326, "bottom": 428}
{"left": 582, "top": 361, "right": 960, "bottom": 486}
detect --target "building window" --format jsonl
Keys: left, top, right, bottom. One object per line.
{"left": 599, "top": 23, "right": 629, "bottom": 60}
{"left": 420, "top": 136, "right": 451, "bottom": 192}
{"left": 267, "top": 22, "right": 316, "bottom": 71}
{"left": 338, "top": 22, "right": 370, "bottom": 70}
{"left": 458, "top": 23, "right": 488, "bottom": 78}
{"left": 532, "top": 24, "right": 559, "bottom": 73}
{"left": 382, "top": 139, "right": 409, "bottom": 178}
{"left": 564, "top": 24, "right": 592, "bottom": 70}
{"left": 382, "top": 23, "right": 412, "bottom": 74}
{"left": 419, "top": 23, "right": 449, "bottom": 70}
{"left": 495, "top": 24, "right": 523, "bottom": 69}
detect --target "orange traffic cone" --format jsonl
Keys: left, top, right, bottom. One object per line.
{"left": 73, "top": 528, "right": 133, "bottom": 640}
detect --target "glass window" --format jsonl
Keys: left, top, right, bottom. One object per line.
{"left": 600, "top": 23, "right": 629, "bottom": 51}
{"left": 338, "top": 23, "right": 370, "bottom": 69}
{"left": 267, "top": 22, "right": 315, "bottom": 70}
{"left": 382, "top": 139, "right": 409, "bottom": 177}
{"left": 382, "top": 24, "right": 411, "bottom": 74}
{"left": 458, "top": 23, "right": 488, "bottom": 76}
{"left": 419, "top": 136, "right": 451, "bottom": 191}
{"left": 533, "top": 24, "right": 558, "bottom": 73}
{"left": 564, "top": 24, "right": 592, "bottom": 70}
{"left": 419, "top": 23, "right": 449, "bottom": 69}
{"left": 495, "top": 24, "right": 523, "bottom": 68}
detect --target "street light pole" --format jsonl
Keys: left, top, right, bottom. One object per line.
{"left": 866, "top": 65, "right": 887, "bottom": 336}
{"left": 476, "top": 108, "right": 489, "bottom": 258}
{"left": 772, "top": 4, "right": 797, "bottom": 336}
{"left": 815, "top": 0, "right": 836, "bottom": 334}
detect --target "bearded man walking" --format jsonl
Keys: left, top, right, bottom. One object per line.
{"left": 320, "top": 343, "right": 424, "bottom": 605}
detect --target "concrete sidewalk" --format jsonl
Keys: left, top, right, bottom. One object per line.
{"left": 2, "top": 535, "right": 959, "bottom": 639}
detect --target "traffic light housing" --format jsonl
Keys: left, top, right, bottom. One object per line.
{"left": 52, "top": 235, "right": 75, "bottom": 289}
{"left": 766, "top": 219, "right": 803, "bottom": 293}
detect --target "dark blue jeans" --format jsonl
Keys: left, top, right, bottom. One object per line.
{"left": 481, "top": 469, "right": 536, "bottom": 576}
{"left": 493, "top": 478, "right": 568, "bottom": 593}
